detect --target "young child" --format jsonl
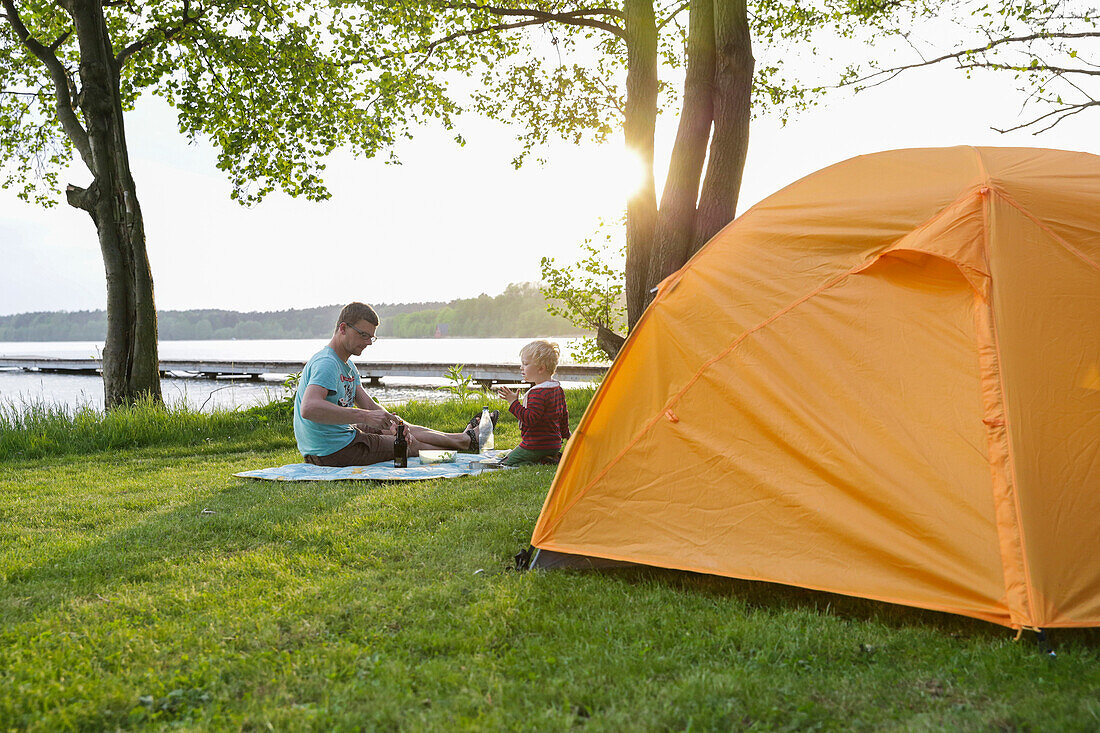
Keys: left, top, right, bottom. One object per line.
{"left": 495, "top": 340, "right": 571, "bottom": 466}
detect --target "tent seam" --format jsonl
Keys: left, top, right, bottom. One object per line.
{"left": 993, "top": 189, "right": 1100, "bottom": 274}
{"left": 972, "top": 147, "right": 1097, "bottom": 273}
{"left": 971, "top": 145, "right": 991, "bottom": 185}
{"left": 536, "top": 262, "right": 887, "bottom": 541}
{"left": 982, "top": 188, "right": 1040, "bottom": 625}
{"left": 536, "top": 185, "right": 997, "bottom": 543}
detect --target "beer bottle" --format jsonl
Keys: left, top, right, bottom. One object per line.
{"left": 394, "top": 422, "right": 408, "bottom": 468}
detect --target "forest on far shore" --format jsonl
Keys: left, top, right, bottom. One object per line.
{"left": 0, "top": 283, "right": 587, "bottom": 342}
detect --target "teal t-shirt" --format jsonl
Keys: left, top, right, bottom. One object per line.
{"left": 293, "top": 346, "right": 362, "bottom": 457}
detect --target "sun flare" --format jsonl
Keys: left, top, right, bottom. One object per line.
{"left": 609, "top": 146, "right": 650, "bottom": 199}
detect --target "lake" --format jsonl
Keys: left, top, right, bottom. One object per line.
{"left": 0, "top": 337, "right": 598, "bottom": 412}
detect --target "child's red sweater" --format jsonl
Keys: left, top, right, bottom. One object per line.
{"left": 509, "top": 381, "right": 570, "bottom": 451}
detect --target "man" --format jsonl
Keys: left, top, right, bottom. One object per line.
{"left": 294, "top": 302, "right": 480, "bottom": 467}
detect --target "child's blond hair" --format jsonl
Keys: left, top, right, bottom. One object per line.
{"left": 520, "top": 339, "right": 560, "bottom": 375}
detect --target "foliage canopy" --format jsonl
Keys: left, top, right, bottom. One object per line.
{"left": 0, "top": 0, "right": 462, "bottom": 206}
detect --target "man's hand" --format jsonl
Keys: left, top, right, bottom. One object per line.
{"left": 359, "top": 409, "right": 398, "bottom": 432}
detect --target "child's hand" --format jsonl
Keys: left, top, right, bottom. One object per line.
{"left": 496, "top": 385, "right": 518, "bottom": 402}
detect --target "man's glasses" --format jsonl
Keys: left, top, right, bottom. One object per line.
{"left": 345, "top": 323, "right": 377, "bottom": 344}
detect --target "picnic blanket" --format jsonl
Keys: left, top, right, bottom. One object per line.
{"left": 233, "top": 451, "right": 510, "bottom": 482}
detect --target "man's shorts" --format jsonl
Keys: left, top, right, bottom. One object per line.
{"left": 304, "top": 425, "right": 393, "bottom": 467}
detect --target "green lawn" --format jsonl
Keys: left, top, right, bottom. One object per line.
{"left": 1, "top": 395, "right": 1098, "bottom": 731}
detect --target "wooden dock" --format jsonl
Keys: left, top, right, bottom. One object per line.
{"left": 0, "top": 357, "right": 606, "bottom": 388}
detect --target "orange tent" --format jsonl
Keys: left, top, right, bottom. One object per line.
{"left": 531, "top": 147, "right": 1100, "bottom": 629}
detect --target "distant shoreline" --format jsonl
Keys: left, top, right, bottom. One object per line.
{"left": 0, "top": 283, "right": 597, "bottom": 341}
{"left": 0, "top": 334, "right": 588, "bottom": 344}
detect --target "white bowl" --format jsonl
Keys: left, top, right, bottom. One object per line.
{"left": 419, "top": 450, "right": 457, "bottom": 464}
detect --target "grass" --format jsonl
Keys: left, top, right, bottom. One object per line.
{"left": 0, "top": 386, "right": 592, "bottom": 462}
{"left": 2, "top": 392, "right": 1099, "bottom": 731}
{"left": 0, "top": 397, "right": 293, "bottom": 461}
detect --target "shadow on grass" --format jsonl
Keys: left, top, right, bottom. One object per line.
{"left": 5, "top": 449, "right": 528, "bottom": 629}
{"left": 4, "top": 467, "right": 361, "bottom": 622}
{"left": 563, "top": 565, "right": 1100, "bottom": 651}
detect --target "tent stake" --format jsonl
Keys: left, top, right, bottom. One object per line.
{"left": 1035, "top": 628, "right": 1056, "bottom": 658}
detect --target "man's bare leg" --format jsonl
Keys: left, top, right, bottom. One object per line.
{"left": 362, "top": 420, "right": 477, "bottom": 452}
{"left": 404, "top": 423, "right": 475, "bottom": 451}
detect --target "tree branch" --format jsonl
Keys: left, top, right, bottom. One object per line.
{"left": 440, "top": 2, "right": 625, "bottom": 38}
{"left": 656, "top": 1, "right": 688, "bottom": 31}
{"left": 65, "top": 181, "right": 99, "bottom": 212}
{"left": 407, "top": 17, "right": 563, "bottom": 67}
{"left": 0, "top": 0, "right": 93, "bottom": 169}
{"left": 369, "top": 4, "right": 626, "bottom": 72}
{"left": 853, "top": 29, "right": 1100, "bottom": 86}
{"left": 191, "top": 32, "right": 233, "bottom": 99}
{"left": 116, "top": 0, "right": 206, "bottom": 67}
{"left": 992, "top": 99, "right": 1100, "bottom": 134}
{"left": 592, "top": 73, "right": 625, "bottom": 115}
{"left": 957, "top": 61, "right": 1100, "bottom": 76}
{"left": 48, "top": 28, "right": 72, "bottom": 51}
{"left": 596, "top": 324, "right": 625, "bottom": 359}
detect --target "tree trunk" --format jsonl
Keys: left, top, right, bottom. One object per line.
{"left": 64, "top": 0, "right": 161, "bottom": 408}
{"left": 693, "top": 0, "right": 754, "bottom": 253}
{"left": 646, "top": 0, "right": 717, "bottom": 294}
{"left": 622, "top": 0, "right": 659, "bottom": 330}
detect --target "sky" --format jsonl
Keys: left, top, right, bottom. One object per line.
{"left": 0, "top": 35, "right": 1096, "bottom": 317}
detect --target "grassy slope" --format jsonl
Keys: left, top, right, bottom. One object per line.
{"left": 1, "top": 396, "right": 1098, "bottom": 731}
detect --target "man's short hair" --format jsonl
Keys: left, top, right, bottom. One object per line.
{"left": 520, "top": 339, "right": 560, "bottom": 374}
{"left": 337, "top": 302, "right": 379, "bottom": 330}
